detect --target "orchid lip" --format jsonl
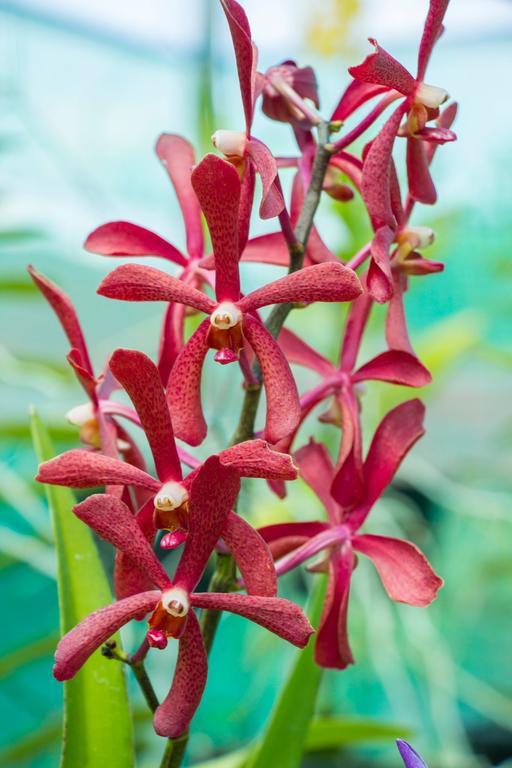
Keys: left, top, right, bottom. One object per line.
{"left": 161, "top": 587, "right": 190, "bottom": 618}
{"left": 210, "top": 302, "right": 242, "bottom": 330}
{"left": 154, "top": 481, "right": 189, "bottom": 512}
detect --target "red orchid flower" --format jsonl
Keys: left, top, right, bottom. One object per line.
{"left": 53, "top": 464, "right": 313, "bottom": 738}
{"left": 37, "top": 348, "right": 295, "bottom": 600}
{"left": 213, "top": 0, "right": 285, "bottom": 224}
{"left": 269, "top": 286, "right": 431, "bottom": 499}
{"left": 28, "top": 266, "right": 143, "bottom": 465}
{"left": 97, "top": 154, "right": 362, "bottom": 446}
{"left": 258, "top": 59, "right": 320, "bottom": 130}
{"left": 84, "top": 134, "right": 210, "bottom": 382}
{"left": 259, "top": 400, "right": 443, "bottom": 669}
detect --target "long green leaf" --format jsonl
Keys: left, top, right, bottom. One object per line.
{"left": 30, "top": 408, "right": 134, "bottom": 768}
{"left": 246, "top": 577, "right": 326, "bottom": 768}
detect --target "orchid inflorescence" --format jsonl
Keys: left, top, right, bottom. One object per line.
{"left": 32, "top": 0, "right": 455, "bottom": 762}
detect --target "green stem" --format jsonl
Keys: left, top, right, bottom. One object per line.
{"left": 101, "top": 642, "right": 159, "bottom": 713}
{"left": 200, "top": 552, "right": 238, "bottom": 655}
{"left": 159, "top": 733, "right": 189, "bottom": 768}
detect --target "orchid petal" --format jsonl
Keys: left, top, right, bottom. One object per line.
{"left": 331, "top": 389, "right": 365, "bottom": 510}
{"left": 258, "top": 521, "right": 329, "bottom": 562}
{"left": 417, "top": 0, "right": 450, "bottom": 81}
{"left": 353, "top": 534, "right": 443, "bottom": 606}
{"left": 368, "top": 225, "right": 394, "bottom": 303}
{"left": 361, "top": 103, "right": 406, "bottom": 229}
{"left": 54, "top": 591, "right": 160, "bottom": 680}
{"left": 29, "top": 266, "right": 93, "bottom": 376}
{"left": 74, "top": 494, "right": 170, "bottom": 590}
{"left": 98, "top": 263, "right": 215, "bottom": 314}
{"left": 238, "top": 161, "right": 256, "bottom": 254}
{"left": 426, "top": 102, "right": 457, "bottom": 164}
{"left": 67, "top": 349, "right": 97, "bottom": 402}
{"left": 153, "top": 611, "right": 207, "bottom": 738}
{"left": 349, "top": 39, "right": 415, "bottom": 97}
{"left": 191, "top": 593, "right": 313, "bottom": 648}
{"left": 167, "top": 317, "right": 209, "bottom": 446}
{"left": 157, "top": 301, "right": 186, "bottom": 384}
{"left": 278, "top": 328, "right": 335, "bottom": 377}
{"left": 109, "top": 349, "right": 181, "bottom": 483}
{"left": 331, "top": 80, "right": 390, "bottom": 121}
{"left": 407, "top": 138, "right": 437, "bottom": 204}
{"left": 239, "top": 262, "right": 362, "bottom": 313}
{"left": 223, "top": 511, "right": 277, "bottom": 596}
{"left": 191, "top": 154, "right": 241, "bottom": 302}
{"left": 155, "top": 133, "right": 204, "bottom": 260}
{"left": 218, "top": 439, "right": 297, "bottom": 480}
{"left": 339, "top": 288, "right": 373, "bottom": 372}
{"left": 294, "top": 439, "right": 339, "bottom": 521}
{"left": 241, "top": 231, "right": 290, "bottom": 266}
{"left": 246, "top": 138, "right": 285, "bottom": 219}
{"left": 352, "top": 350, "right": 431, "bottom": 387}
{"left": 386, "top": 272, "right": 414, "bottom": 353}
{"left": 315, "top": 547, "right": 354, "bottom": 669}
{"left": 114, "top": 549, "right": 155, "bottom": 602}
{"left": 36, "top": 449, "right": 159, "bottom": 492}
{"left": 220, "top": 0, "right": 257, "bottom": 132}
{"left": 84, "top": 221, "right": 187, "bottom": 266}
{"left": 275, "top": 527, "right": 347, "bottom": 577}
{"left": 173, "top": 457, "right": 240, "bottom": 593}
{"left": 243, "top": 315, "right": 300, "bottom": 444}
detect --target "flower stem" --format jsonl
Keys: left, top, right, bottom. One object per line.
{"left": 160, "top": 733, "right": 189, "bottom": 768}
{"left": 101, "top": 640, "right": 159, "bottom": 713}
{"left": 200, "top": 552, "right": 237, "bottom": 655}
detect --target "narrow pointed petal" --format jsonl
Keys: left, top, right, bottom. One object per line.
{"left": 28, "top": 266, "right": 93, "bottom": 376}
{"left": 74, "top": 494, "right": 170, "bottom": 590}
{"left": 368, "top": 225, "right": 394, "bottom": 303}
{"left": 330, "top": 389, "right": 365, "bottom": 510}
{"left": 390, "top": 158, "right": 406, "bottom": 227}
{"left": 67, "top": 349, "right": 97, "bottom": 401}
{"left": 362, "top": 103, "right": 406, "bottom": 228}
{"left": 331, "top": 80, "right": 391, "bottom": 121}
{"left": 173, "top": 458, "right": 240, "bottom": 593}
{"left": 36, "top": 449, "right": 159, "bottom": 492}
{"left": 84, "top": 221, "right": 187, "bottom": 266}
{"left": 258, "top": 521, "right": 329, "bottom": 560}
{"left": 386, "top": 272, "right": 414, "bottom": 353}
{"left": 157, "top": 301, "right": 186, "bottom": 383}
{"left": 54, "top": 591, "right": 160, "bottom": 680}
{"left": 246, "top": 138, "right": 285, "bottom": 219}
{"left": 407, "top": 138, "right": 437, "bottom": 204}
{"left": 241, "top": 231, "right": 290, "bottom": 266}
{"left": 339, "top": 289, "right": 373, "bottom": 372}
{"left": 417, "top": 0, "right": 450, "bottom": 81}
{"left": 397, "top": 739, "right": 429, "bottom": 768}
{"left": 349, "top": 39, "right": 415, "bottom": 96}
{"left": 223, "top": 511, "right": 277, "bottom": 596}
{"left": 191, "top": 154, "right": 241, "bottom": 302}
{"left": 275, "top": 527, "right": 347, "bottom": 577}
{"left": 353, "top": 350, "right": 431, "bottom": 387}
{"left": 353, "top": 399, "right": 426, "bottom": 526}
{"left": 426, "top": 102, "right": 458, "bottom": 164}
{"left": 167, "top": 317, "right": 209, "bottom": 446}
{"left": 220, "top": 0, "right": 256, "bottom": 131}
{"left": 240, "top": 262, "right": 362, "bottom": 313}
{"left": 238, "top": 162, "right": 256, "bottom": 253}
{"left": 98, "top": 263, "right": 215, "bottom": 314}
{"left": 353, "top": 534, "right": 443, "bottom": 606}
{"left": 191, "top": 593, "right": 313, "bottom": 648}
{"left": 109, "top": 349, "right": 181, "bottom": 482}
{"left": 279, "top": 328, "right": 335, "bottom": 377}
{"left": 243, "top": 315, "right": 300, "bottom": 444}
{"left": 153, "top": 611, "right": 207, "bottom": 738}
{"left": 155, "top": 133, "right": 204, "bottom": 260}
{"left": 218, "top": 439, "right": 297, "bottom": 480}
{"left": 315, "top": 547, "right": 354, "bottom": 669}
{"left": 294, "top": 440, "right": 339, "bottom": 521}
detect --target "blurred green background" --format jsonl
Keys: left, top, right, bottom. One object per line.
{"left": 0, "top": 0, "right": 511, "bottom": 766}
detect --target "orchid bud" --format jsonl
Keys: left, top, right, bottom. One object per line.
{"left": 261, "top": 61, "right": 320, "bottom": 126}
{"left": 322, "top": 166, "right": 354, "bottom": 202}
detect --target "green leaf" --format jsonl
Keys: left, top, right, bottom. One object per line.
{"left": 30, "top": 408, "right": 134, "bottom": 768}
{"left": 246, "top": 577, "right": 327, "bottom": 768}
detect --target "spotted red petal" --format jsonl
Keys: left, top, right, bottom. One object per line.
{"left": 155, "top": 133, "right": 204, "bottom": 260}
{"left": 339, "top": 289, "right": 373, "bottom": 372}
{"left": 173, "top": 457, "right": 240, "bottom": 593}
{"left": 353, "top": 534, "right": 443, "bottom": 606}
{"left": 53, "top": 591, "right": 160, "bottom": 680}
{"left": 28, "top": 266, "right": 93, "bottom": 377}
{"left": 243, "top": 314, "right": 300, "bottom": 445}
{"left": 386, "top": 272, "right": 414, "bottom": 353}
{"left": 349, "top": 39, "right": 416, "bottom": 97}
{"left": 239, "top": 262, "right": 362, "bottom": 313}
{"left": 294, "top": 439, "right": 339, "bottom": 522}
{"left": 315, "top": 547, "right": 354, "bottom": 669}
{"left": 223, "top": 511, "right": 277, "bottom": 596}
{"left": 331, "top": 80, "right": 390, "bottom": 121}
{"left": 36, "top": 449, "right": 159, "bottom": 492}
{"left": 368, "top": 225, "right": 394, "bottom": 303}
{"left": 218, "top": 439, "right": 297, "bottom": 480}
{"left": 84, "top": 221, "right": 187, "bottom": 266}
{"left": 417, "top": 0, "right": 450, "bottom": 81}
{"left": 407, "top": 138, "right": 437, "bottom": 204}
{"left": 109, "top": 349, "right": 181, "bottom": 483}
{"left": 191, "top": 593, "right": 314, "bottom": 648}
{"left": 352, "top": 350, "right": 431, "bottom": 387}
{"left": 67, "top": 349, "right": 97, "bottom": 402}
{"left": 241, "top": 231, "right": 290, "bottom": 266}
{"left": 279, "top": 328, "right": 335, "bottom": 378}
{"left": 330, "top": 389, "right": 365, "bottom": 510}
{"left": 98, "top": 263, "right": 215, "bottom": 314}
{"left": 167, "top": 317, "right": 210, "bottom": 446}
{"left": 157, "top": 301, "right": 186, "bottom": 384}
{"left": 245, "top": 138, "right": 285, "bottom": 219}
{"left": 74, "top": 494, "right": 170, "bottom": 590}
{"left": 191, "top": 154, "right": 241, "bottom": 302}
{"left": 220, "top": 0, "right": 257, "bottom": 132}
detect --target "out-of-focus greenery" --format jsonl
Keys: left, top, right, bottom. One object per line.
{"left": 0, "top": 1, "right": 511, "bottom": 767}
